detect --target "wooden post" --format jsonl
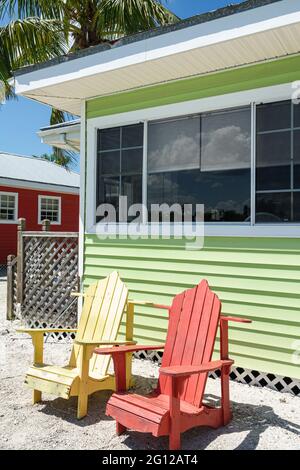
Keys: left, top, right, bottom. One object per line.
{"left": 220, "top": 318, "right": 231, "bottom": 425}
{"left": 6, "top": 255, "right": 15, "bottom": 320}
{"left": 42, "top": 219, "right": 51, "bottom": 232}
{"left": 125, "top": 302, "right": 134, "bottom": 389}
{"left": 16, "top": 218, "right": 26, "bottom": 304}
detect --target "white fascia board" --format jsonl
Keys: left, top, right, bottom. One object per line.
{"left": 38, "top": 126, "right": 81, "bottom": 151}
{"left": 15, "top": 0, "right": 300, "bottom": 96}
{"left": 37, "top": 123, "right": 80, "bottom": 138}
{"left": 0, "top": 177, "right": 79, "bottom": 195}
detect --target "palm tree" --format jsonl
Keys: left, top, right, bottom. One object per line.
{"left": 36, "top": 151, "right": 77, "bottom": 171}
{"left": 0, "top": 1, "right": 179, "bottom": 167}
{"left": 1, "top": 1, "right": 179, "bottom": 97}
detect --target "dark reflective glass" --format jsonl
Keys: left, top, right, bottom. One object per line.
{"left": 294, "top": 103, "right": 300, "bottom": 128}
{"left": 294, "top": 192, "right": 300, "bottom": 222}
{"left": 99, "top": 151, "right": 120, "bottom": 176}
{"left": 294, "top": 130, "right": 300, "bottom": 189}
{"left": 256, "top": 192, "right": 291, "bottom": 223}
{"left": 256, "top": 132, "right": 291, "bottom": 190}
{"left": 98, "top": 127, "right": 120, "bottom": 151}
{"left": 122, "top": 124, "right": 144, "bottom": 148}
{"left": 96, "top": 176, "right": 120, "bottom": 221}
{"left": 122, "top": 175, "right": 143, "bottom": 219}
{"left": 201, "top": 108, "right": 251, "bottom": 172}
{"left": 148, "top": 116, "right": 200, "bottom": 173}
{"left": 122, "top": 149, "right": 143, "bottom": 174}
{"left": 257, "top": 101, "right": 291, "bottom": 132}
{"left": 148, "top": 169, "right": 251, "bottom": 222}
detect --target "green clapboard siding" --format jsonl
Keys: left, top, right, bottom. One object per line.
{"left": 83, "top": 236, "right": 300, "bottom": 380}
{"left": 87, "top": 55, "right": 300, "bottom": 119}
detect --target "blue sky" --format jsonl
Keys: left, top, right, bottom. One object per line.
{"left": 0, "top": 0, "right": 243, "bottom": 169}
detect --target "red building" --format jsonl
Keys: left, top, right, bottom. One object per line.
{"left": 0, "top": 152, "right": 79, "bottom": 264}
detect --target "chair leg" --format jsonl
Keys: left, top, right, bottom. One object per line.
{"left": 169, "top": 430, "right": 181, "bottom": 451}
{"left": 116, "top": 422, "right": 126, "bottom": 436}
{"left": 221, "top": 365, "right": 232, "bottom": 425}
{"left": 33, "top": 390, "right": 42, "bottom": 404}
{"left": 77, "top": 392, "right": 88, "bottom": 420}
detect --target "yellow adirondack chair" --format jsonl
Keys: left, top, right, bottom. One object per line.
{"left": 18, "top": 271, "right": 135, "bottom": 419}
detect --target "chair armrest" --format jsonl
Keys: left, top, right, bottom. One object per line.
{"left": 221, "top": 316, "right": 252, "bottom": 324}
{"left": 94, "top": 344, "right": 165, "bottom": 356}
{"left": 17, "top": 328, "right": 78, "bottom": 334}
{"left": 160, "top": 359, "right": 234, "bottom": 378}
{"left": 70, "top": 292, "right": 86, "bottom": 298}
{"left": 129, "top": 300, "right": 170, "bottom": 311}
{"left": 74, "top": 340, "right": 137, "bottom": 346}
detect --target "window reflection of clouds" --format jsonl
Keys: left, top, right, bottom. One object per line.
{"left": 201, "top": 125, "right": 251, "bottom": 171}
{"left": 147, "top": 108, "right": 251, "bottom": 222}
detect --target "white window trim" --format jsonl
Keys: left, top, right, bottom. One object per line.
{"left": 38, "top": 195, "right": 61, "bottom": 225}
{"left": 86, "top": 82, "right": 300, "bottom": 238}
{"left": 0, "top": 191, "right": 18, "bottom": 224}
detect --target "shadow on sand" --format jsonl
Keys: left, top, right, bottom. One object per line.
{"left": 36, "top": 373, "right": 300, "bottom": 450}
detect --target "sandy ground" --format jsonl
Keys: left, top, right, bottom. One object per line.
{"left": 0, "top": 275, "right": 299, "bottom": 450}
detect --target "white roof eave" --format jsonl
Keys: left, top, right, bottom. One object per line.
{"left": 14, "top": 0, "right": 300, "bottom": 116}
{"left": 38, "top": 123, "right": 81, "bottom": 152}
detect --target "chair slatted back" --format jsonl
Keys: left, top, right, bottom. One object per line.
{"left": 158, "top": 280, "right": 221, "bottom": 407}
{"left": 69, "top": 272, "right": 128, "bottom": 378}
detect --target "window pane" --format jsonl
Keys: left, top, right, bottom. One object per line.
{"left": 98, "top": 127, "right": 120, "bottom": 151}
{"left": 148, "top": 108, "right": 251, "bottom": 223}
{"left": 122, "top": 175, "right": 142, "bottom": 209}
{"left": 294, "top": 130, "right": 300, "bottom": 189}
{"left": 256, "top": 132, "right": 291, "bottom": 190}
{"left": 0, "top": 194, "right": 15, "bottom": 220}
{"left": 256, "top": 192, "right": 291, "bottom": 223}
{"left": 122, "top": 149, "right": 143, "bottom": 174}
{"left": 148, "top": 116, "right": 200, "bottom": 173}
{"left": 257, "top": 101, "right": 291, "bottom": 132}
{"left": 294, "top": 192, "right": 300, "bottom": 222}
{"left": 97, "top": 176, "right": 119, "bottom": 204}
{"left": 40, "top": 198, "right": 59, "bottom": 222}
{"left": 294, "top": 103, "right": 300, "bottom": 128}
{"left": 122, "top": 124, "right": 143, "bottom": 148}
{"left": 148, "top": 169, "right": 250, "bottom": 222}
{"left": 99, "top": 151, "right": 120, "bottom": 176}
{"left": 201, "top": 107, "right": 251, "bottom": 171}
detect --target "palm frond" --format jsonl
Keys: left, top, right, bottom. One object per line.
{"left": 0, "top": 0, "right": 64, "bottom": 20}
{"left": 37, "top": 149, "right": 78, "bottom": 171}
{"left": 95, "top": 0, "right": 179, "bottom": 40}
{"left": 0, "top": 18, "right": 67, "bottom": 73}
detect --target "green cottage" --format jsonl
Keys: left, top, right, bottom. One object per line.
{"left": 16, "top": 0, "right": 300, "bottom": 393}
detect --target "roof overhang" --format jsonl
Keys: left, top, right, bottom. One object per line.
{"left": 14, "top": 0, "right": 300, "bottom": 116}
{"left": 38, "top": 121, "right": 80, "bottom": 152}
{"left": 0, "top": 176, "right": 79, "bottom": 194}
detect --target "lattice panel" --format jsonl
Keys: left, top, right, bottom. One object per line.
{"left": 133, "top": 350, "right": 300, "bottom": 396}
{"left": 21, "top": 235, "right": 79, "bottom": 334}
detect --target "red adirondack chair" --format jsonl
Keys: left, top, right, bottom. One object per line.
{"left": 94, "top": 280, "right": 251, "bottom": 450}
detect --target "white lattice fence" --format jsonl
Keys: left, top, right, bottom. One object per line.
{"left": 133, "top": 350, "right": 300, "bottom": 396}
{"left": 8, "top": 219, "right": 79, "bottom": 340}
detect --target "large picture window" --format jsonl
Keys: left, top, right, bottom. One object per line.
{"left": 95, "top": 100, "right": 300, "bottom": 227}
{"left": 256, "top": 100, "right": 300, "bottom": 223}
{"left": 148, "top": 107, "right": 251, "bottom": 222}
{"left": 97, "top": 124, "right": 143, "bottom": 221}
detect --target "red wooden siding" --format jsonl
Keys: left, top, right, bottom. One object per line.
{"left": 0, "top": 185, "right": 79, "bottom": 264}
